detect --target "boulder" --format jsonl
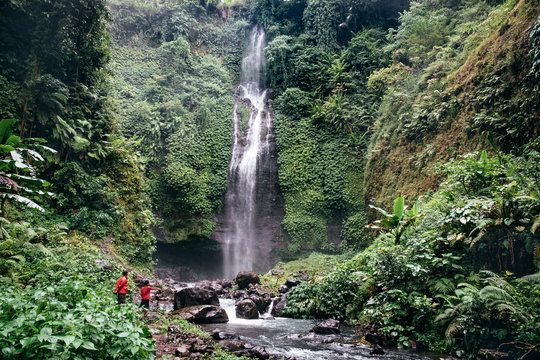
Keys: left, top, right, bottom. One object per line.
{"left": 271, "top": 295, "right": 287, "bottom": 317}
{"left": 174, "top": 287, "right": 219, "bottom": 310}
{"left": 219, "top": 339, "right": 245, "bottom": 352}
{"left": 211, "top": 330, "right": 239, "bottom": 340}
{"left": 249, "top": 295, "right": 268, "bottom": 313}
{"left": 235, "top": 271, "right": 260, "bottom": 289}
{"left": 370, "top": 344, "right": 385, "bottom": 355}
{"left": 94, "top": 259, "right": 113, "bottom": 270}
{"left": 365, "top": 333, "right": 381, "bottom": 345}
{"left": 175, "top": 345, "right": 190, "bottom": 357}
{"left": 212, "top": 282, "right": 225, "bottom": 295}
{"left": 236, "top": 299, "right": 259, "bottom": 319}
{"left": 221, "top": 279, "right": 234, "bottom": 289}
{"left": 173, "top": 305, "right": 229, "bottom": 324}
{"left": 478, "top": 349, "right": 510, "bottom": 360}
{"left": 285, "top": 278, "right": 301, "bottom": 288}
{"left": 247, "top": 283, "right": 260, "bottom": 294}
{"left": 219, "top": 340, "right": 269, "bottom": 360}
{"left": 312, "top": 319, "right": 340, "bottom": 334}
{"left": 278, "top": 285, "right": 289, "bottom": 294}
{"left": 231, "top": 290, "right": 248, "bottom": 299}
{"left": 235, "top": 346, "right": 269, "bottom": 359}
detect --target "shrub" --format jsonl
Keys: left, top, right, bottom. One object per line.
{"left": 0, "top": 280, "right": 155, "bottom": 360}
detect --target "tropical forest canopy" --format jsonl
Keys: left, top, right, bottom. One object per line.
{"left": 0, "top": 0, "right": 538, "bottom": 359}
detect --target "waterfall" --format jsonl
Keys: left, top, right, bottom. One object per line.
{"left": 218, "top": 26, "right": 279, "bottom": 280}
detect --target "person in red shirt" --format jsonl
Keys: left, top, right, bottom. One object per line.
{"left": 114, "top": 270, "right": 129, "bottom": 304}
{"left": 139, "top": 280, "right": 161, "bottom": 316}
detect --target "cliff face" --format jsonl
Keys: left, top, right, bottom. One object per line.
{"left": 364, "top": 0, "right": 540, "bottom": 213}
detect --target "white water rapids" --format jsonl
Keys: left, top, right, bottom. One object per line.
{"left": 221, "top": 26, "right": 273, "bottom": 279}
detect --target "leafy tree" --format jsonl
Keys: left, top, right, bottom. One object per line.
{"left": 0, "top": 119, "right": 54, "bottom": 215}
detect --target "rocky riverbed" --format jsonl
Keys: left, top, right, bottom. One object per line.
{"left": 142, "top": 270, "right": 446, "bottom": 360}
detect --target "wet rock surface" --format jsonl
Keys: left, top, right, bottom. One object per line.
{"left": 172, "top": 305, "right": 229, "bottom": 324}
{"left": 173, "top": 287, "right": 219, "bottom": 310}
{"left": 235, "top": 271, "right": 261, "bottom": 289}
{"left": 152, "top": 278, "right": 439, "bottom": 360}
{"left": 312, "top": 319, "right": 341, "bottom": 334}
{"left": 236, "top": 299, "right": 260, "bottom": 319}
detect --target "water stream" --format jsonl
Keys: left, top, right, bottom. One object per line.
{"left": 201, "top": 299, "right": 440, "bottom": 360}
{"left": 216, "top": 25, "right": 283, "bottom": 279}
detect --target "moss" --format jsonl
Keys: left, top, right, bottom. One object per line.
{"left": 364, "top": 0, "right": 540, "bottom": 213}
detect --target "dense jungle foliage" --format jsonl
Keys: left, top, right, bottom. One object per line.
{"left": 282, "top": 150, "right": 540, "bottom": 357}
{"left": 0, "top": 1, "right": 160, "bottom": 358}
{"left": 107, "top": 0, "right": 249, "bottom": 242}
{"left": 0, "top": 0, "right": 538, "bottom": 359}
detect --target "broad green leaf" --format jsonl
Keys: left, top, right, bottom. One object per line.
{"left": 72, "top": 339, "right": 83, "bottom": 349}
{"left": 61, "top": 335, "right": 76, "bottom": 347}
{"left": 393, "top": 197, "right": 405, "bottom": 221}
{"left": 7, "top": 174, "right": 52, "bottom": 188}
{"left": 0, "top": 119, "right": 16, "bottom": 143}
{"left": 38, "top": 327, "right": 53, "bottom": 342}
{"left": 21, "top": 137, "right": 47, "bottom": 143}
{"left": 82, "top": 341, "right": 97, "bottom": 350}
{"left": 130, "top": 346, "right": 140, "bottom": 355}
{"left": 1, "top": 194, "right": 45, "bottom": 212}
{"left": 368, "top": 204, "right": 391, "bottom": 218}
{"left": 480, "top": 150, "right": 488, "bottom": 163}
{"left": 0, "top": 144, "right": 15, "bottom": 153}
{"left": 5, "top": 135, "right": 20, "bottom": 146}
{"left": 142, "top": 326, "right": 152, "bottom": 337}
{"left": 22, "top": 148, "right": 44, "bottom": 162}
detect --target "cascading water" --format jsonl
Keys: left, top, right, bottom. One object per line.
{"left": 216, "top": 26, "right": 283, "bottom": 280}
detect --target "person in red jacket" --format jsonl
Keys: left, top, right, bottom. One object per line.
{"left": 114, "top": 270, "right": 129, "bottom": 304}
{"left": 139, "top": 280, "right": 161, "bottom": 316}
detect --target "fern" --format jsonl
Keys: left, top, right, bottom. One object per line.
{"left": 431, "top": 277, "right": 456, "bottom": 294}
{"left": 518, "top": 272, "right": 540, "bottom": 283}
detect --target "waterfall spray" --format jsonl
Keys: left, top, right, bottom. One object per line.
{"left": 220, "top": 26, "right": 274, "bottom": 279}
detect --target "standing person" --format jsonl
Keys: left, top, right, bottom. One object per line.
{"left": 114, "top": 270, "right": 129, "bottom": 304}
{"left": 139, "top": 280, "right": 161, "bottom": 316}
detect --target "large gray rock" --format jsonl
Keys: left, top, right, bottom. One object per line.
{"left": 211, "top": 330, "right": 239, "bottom": 340}
{"left": 285, "top": 278, "right": 301, "bottom": 288}
{"left": 173, "top": 305, "right": 229, "bottom": 324}
{"left": 236, "top": 299, "right": 259, "bottom": 319}
{"left": 235, "top": 271, "right": 260, "bottom": 289}
{"left": 312, "top": 319, "right": 340, "bottom": 334}
{"left": 173, "top": 287, "right": 219, "bottom": 310}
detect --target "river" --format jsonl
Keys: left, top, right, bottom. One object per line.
{"left": 201, "top": 299, "right": 442, "bottom": 360}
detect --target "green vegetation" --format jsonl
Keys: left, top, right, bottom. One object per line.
{"left": 364, "top": 0, "right": 540, "bottom": 208}
{"left": 0, "top": 0, "right": 538, "bottom": 359}
{"left": 108, "top": 0, "right": 249, "bottom": 242}
{"left": 282, "top": 149, "right": 539, "bottom": 358}
{"left": 0, "top": 0, "right": 155, "bottom": 265}
{"left": 0, "top": 1, "right": 158, "bottom": 358}
{"left": 0, "top": 221, "right": 155, "bottom": 359}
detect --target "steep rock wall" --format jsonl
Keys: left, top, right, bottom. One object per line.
{"left": 364, "top": 0, "right": 540, "bottom": 213}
